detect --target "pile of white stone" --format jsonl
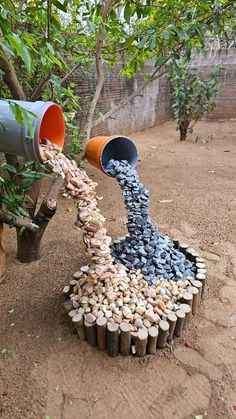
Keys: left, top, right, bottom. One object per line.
{"left": 40, "top": 140, "right": 194, "bottom": 332}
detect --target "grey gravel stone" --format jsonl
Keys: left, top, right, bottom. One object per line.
{"left": 106, "top": 160, "right": 196, "bottom": 284}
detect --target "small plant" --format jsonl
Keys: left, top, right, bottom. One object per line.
{"left": 0, "top": 161, "right": 52, "bottom": 231}
{"left": 1, "top": 348, "right": 11, "bottom": 360}
{"left": 169, "top": 61, "right": 222, "bottom": 141}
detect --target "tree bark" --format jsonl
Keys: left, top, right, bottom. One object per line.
{"left": 84, "top": 0, "right": 113, "bottom": 140}
{"left": 91, "top": 56, "right": 174, "bottom": 130}
{"left": 16, "top": 177, "right": 64, "bottom": 263}
{"left": 180, "top": 130, "right": 187, "bottom": 141}
{"left": 0, "top": 221, "right": 6, "bottom": 282}
{"left": 0, "top": 30, "right": 26, "bottom": 100}
{"left": 179, "top": 120, "right": 190, "bottom": 141}
{"left": 30, "top": 73, "right": 51, "bottom": 101}
{"left": 0, "top": 212, "right": 39, "bottom": 232}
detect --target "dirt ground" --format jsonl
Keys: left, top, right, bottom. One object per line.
{"left": 0, "top": 119, "right": 236, "bottom": 419}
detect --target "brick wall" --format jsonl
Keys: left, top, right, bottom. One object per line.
{"left": 71, "top": 49, "right": 236, "bottom": 137}
{"left": 190, "top": 49, "right": 236, "bottom": 119}
{"left": 71, "top": 64, "right": 173, "bottom": 136}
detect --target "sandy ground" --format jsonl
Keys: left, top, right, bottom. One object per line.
{"left": 0, "top": 119, "right": 236, "bottom": 419}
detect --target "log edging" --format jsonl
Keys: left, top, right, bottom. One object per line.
{"left": 64, "top": 240, "right": 207, "bottom": 357}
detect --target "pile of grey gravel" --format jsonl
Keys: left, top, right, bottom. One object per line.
{"left": 106, "top": 159, "right": 196, "bottom": 285}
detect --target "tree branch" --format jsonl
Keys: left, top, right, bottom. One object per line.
{"left": 34, "top": 176, "right": 65, "bottom": 232}
{"left": 30, "top": 61, "right": 81, "bottom": 101}
{"left": 84, "top": 0, "right": 114, "bottom": 140}
{"left": 0, "top": 211, "right": 39, "bottom": 232}
{"left": 61, "top": 62, "right": 81, "bottom": 86}
{"left": 0, "top": 220, "right": 6, "bottom": 280}
{"left": 30, "top": 73, "right": 51, "bottom": 101}
{"left": 92, "top": 56, "right": 172, "bottom": 129}
{"left": 0, "top": 30, "right": 26, "bottom": 100}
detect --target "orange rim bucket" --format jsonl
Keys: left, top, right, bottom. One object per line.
{"left": 85, "top": 135, "right": 138, "bottom": 176}
{"left": 39, "top": 103, "right": 65, "bottom": 148}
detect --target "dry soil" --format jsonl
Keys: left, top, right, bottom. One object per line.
{"left": 0, "top": 120, "right": 236, "bottom": 419}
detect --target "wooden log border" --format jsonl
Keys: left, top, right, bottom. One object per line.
{"left": 64, "top": 239, "right": 207, "bottom": 357}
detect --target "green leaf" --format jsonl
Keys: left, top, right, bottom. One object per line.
{"left": 124, "top": 3, "right": 133, "bottom": 23}
{"left": 48, "top": 52, "right": 62, "bottom": 68}
{"left": 19, "top": 226, "right": 26, "bottom": 236}
{"left": 0, "top": 39, "right": 15, "bottom": 56}
{"left": 1, "top": 164, "right": 17, "bottom": 174}
{"left": 87, "top": 20, "right": 95, "bottom": 33}
{"left": 6, "top": 33, "right": 32, "bottom": 75}
{"left": 174, "top": 27, "right": 189, "bottom": 41}
{"left": 18, "top": 179, "right": 34, "bottom": 192}
{"left": 195, "top": 23, "right": 205, "bottom": 46}
{"left": 46, "top": 42, "right": 55, "bottom": 54}
{"left": 21, "top": 109, "right": 35, "bottom": 138}
{"left": 51, "top": 0, "right": 67, "bottom": 12}
{"left": 21, "top": 171, "right": 40, "bottom": 179}
{"left": 8, "top": 102, "right": 36, "bottom": 138}
{"left": 9, "top": 102, "right": 24, "bottom": 124}
{"left": 139, "top": 36, "right": 148, "bottom": 48}
{"left": 1, "top": 348, "right": 11, "bottom": 360}
{"left": 155, "top": 55, "right": 169, "bottom": 67}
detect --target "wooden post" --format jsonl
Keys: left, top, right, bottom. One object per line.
{"left": 72, "top": 313, "right": 86, "bottom": 340}
{"left": 147, "top": 326, "right": 159, "bottom": 354}
{"left": 191, "top": 252, "right": 199, "bottom": 262}
{"left": 167, "top": 312, "right": 177, "bottom": 341}
{"left": 157, "top": 320, "right": 169, "bottom": 349}
{"left": 120, "top": 322, "right": 131, "bottom": 356}
{"left": 62, "top": 285, "right": 70, "bottom": 299}
{"left": 136, "top": 328, "right": 148, "bottom": 357}
{"left": 196, "top": 257, "right": 205, "bottom": 264}
{"left": 179, "top": 243, "right": 189, "bottom": 254}
{"left": 187, "top": 286, "right": 199, "bottom": 315}
{"left": 178, "top": 303, "right": 191, "bottom": 328}
{"left": 0, "top": 222, "right": 6, "bottom": 282}
{"left": 174, "top": 310, "right": 185, "bottom": 337}
{"left": 107, "top": 323, "right": 119, "bottom": 357}
{"left": 180, "top": 291, "right": 193, "bottom": 307}
{"left": 172, "top": 238, "right": 179, "bottom": 249}
{"left": 196, "top": 262, "right": 206, "bottom": 270}
{"left": 69, "top": 279, "right": 78, "bottom": 294}
{"left": 84, "top": 320, "right": 97, "bottom": 347}
{"left": 185, "top": 247, "right": 195, "bottom": 261}
{"left": 96, "top": 317, "right": 107, "bottom": 350}
{"left": 196, "top": 273, "right": 206, "bottom": 298}
{"left": 64, "top": 300, "right": 73, "bottom": 313}
{"left": 197, "top": 268, "right": 207, "bottom": 275}
{"left": 190, "top": 280, "right": 202, "bottom": 305}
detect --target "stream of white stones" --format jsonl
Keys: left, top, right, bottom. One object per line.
{"left": 40, "top": 140, "right": 200, "bottom": 345}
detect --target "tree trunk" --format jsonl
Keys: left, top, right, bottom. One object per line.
{"left": 84, "top": 0, "right": 113, "bottom": 140}
{"left": 180, "top": 129, "right": 187, "bottom": 141}
{"left": 16, "top": 228, "right": 42, "bottom": 262}
{"left": 0, "top": 221, "right": 6, "bottom": 281}
{"left": 179, "top": 120, "right": 189, "bottom": 141}
{"left": 16, "top": 177, "right": 64, "bottom": 263}
{"left": 0, "top": 29, "right": 26, "bottom": 100}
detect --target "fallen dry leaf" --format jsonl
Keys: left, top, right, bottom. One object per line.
{"left": 158, "top": 199, "right": 173, "bottom": 204}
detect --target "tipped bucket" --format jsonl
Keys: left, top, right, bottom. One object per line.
{"left": 85, "top": 135, "right": 138, "bottom": 176}
{"left": 0, "top": 100, "right": 65, "bottom": 162}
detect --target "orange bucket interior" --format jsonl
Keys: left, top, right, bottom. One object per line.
{"left": 39, "top": 104, "right": 65, "bottom": 147}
